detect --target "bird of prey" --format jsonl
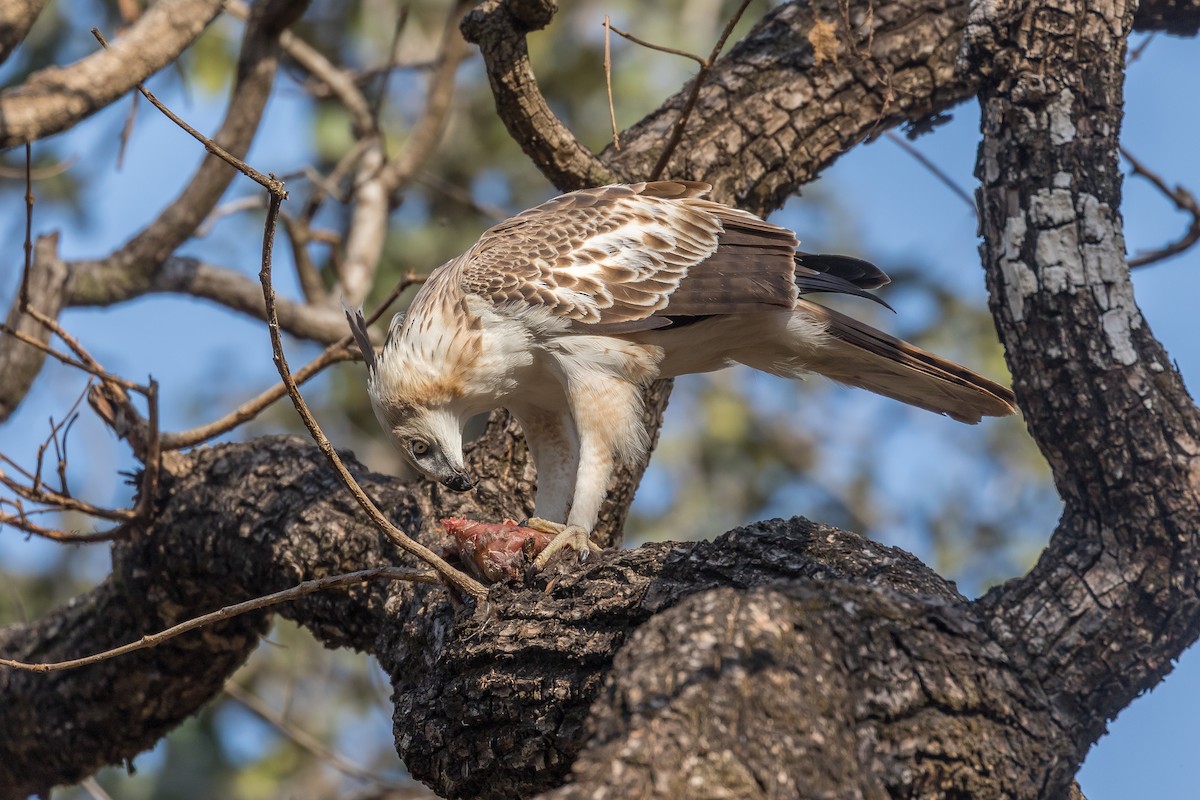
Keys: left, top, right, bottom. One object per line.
{"left": 346, "top": 181, "right": 1016, "bottom": 571}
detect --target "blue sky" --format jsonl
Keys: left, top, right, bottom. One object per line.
{"left": 2, "top": 18, "right": 1198, "bottom": 799}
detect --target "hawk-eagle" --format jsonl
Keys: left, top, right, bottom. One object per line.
{"left": 346, "top": 181, "right": 1015, "bottom": 570}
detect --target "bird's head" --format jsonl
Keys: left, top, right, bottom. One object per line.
{"left": 345, "top": 305, "right": 477, "bottom": 493}
{"left": 373, "top": 400, "right": 476, "bottom": 493}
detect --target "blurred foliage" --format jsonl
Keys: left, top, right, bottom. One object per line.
{"left": 1, "top": 0, "right": 1057, "bottom": 798}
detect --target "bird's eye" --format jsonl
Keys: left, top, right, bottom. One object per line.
{"left": 411, "top": 440, "right": 430, "bottom": 457}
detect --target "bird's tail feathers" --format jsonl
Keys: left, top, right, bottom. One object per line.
{"left": 802, "top": 304, "right": 1017, "bottom": 424}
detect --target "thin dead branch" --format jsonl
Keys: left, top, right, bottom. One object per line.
{"left": 0, "top": 323, "right": 145, "bottom": 396}
{"left": 606, "top": 23, "right": 707, "bottom": 67}
{"left": 649, "top": 0, "right": 754, "bottom": 180}
{"left": 19, "top": 143, "right": 32, "bottom": 309}
{"left": 371, "top": 6, "right": 411, "bottom": 126}
{"left": 0, "top": 512, "right": 124, "bottom": 543}
{"left": 0, "top": 470, "right": 137, "bottom": 523}
{"left": 224, "top": 682, "right": 413, "bottom": 790}
{"left": 417, "top": 172, "right": 509, "bottom": 221}
{"left": 377, "top": 1, "right": 472, "bottom": 194}
{"left": 604, "top": 17, "right": 620, "bottom": 150}
{"left": 884, "top": 131, "right": 977, "bottom": 217}
{"left": 0, "top": 153, "right": 77, "bottom": 180}
{"left": 1122, "top": 146, "right": 1200, "bottom": 268}
{"left": 225, "top": 0, "right": 375, "bottom": 135}
{"left": 0, "top": 568, "right": 437, "bottom": 672}
{"left": 258, "top": 190, "right": 489, "bottom": 600}
{"left": 91, "top": 27, "right": 285, "bottom": 197}
{"left": 162, "top": 345, "right": 354, "bottom": 450}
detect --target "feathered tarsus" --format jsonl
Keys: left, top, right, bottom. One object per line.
{"left": 347, "top": 182, "right": 1016, "bottom": 569}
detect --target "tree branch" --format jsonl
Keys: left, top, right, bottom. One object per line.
{"left": 0, "top": 0, "right": 312, "bottom": 422}
{"left": 0, "top": 0, "right": 223, "bottom": 148}
{"left": 965, "top": 0, "right": 1200, "bottom": 787}
{"left": 0, "top": 0, "right": 48, "bottom": 66}
{"left": 460, "top": 0, "right": 616, "bottom": 191}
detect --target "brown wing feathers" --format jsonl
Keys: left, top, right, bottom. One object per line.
{"left": 802, "top": 302, "right": 1017, "bottom": 423}
{"left": 457, "top": 182, "right": 1014, "bottom": 422}
{"left": 650, "top": 207, "right": 798, "bottom": 317}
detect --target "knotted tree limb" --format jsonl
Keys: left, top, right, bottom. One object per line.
{"left": 467, "top": 0, "right": 1200, "bottom": 215}
{"left": 3, "top": 437, "right": 1054, "bottom": 799}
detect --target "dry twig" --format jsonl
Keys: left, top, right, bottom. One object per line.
{"left": 258, "top": 191, "right": 489, "bottom": 601}
{"left": 1122, "top": 146, "right": 1200, "bottom": 269}
{"left": 603, "top": 16, "right": 620, "bottom": 151}
{"left": 884, "top": 131, "right": 977, "bottom": 216}
{"left": 0, "top": 568, "right": 436, "bottom": 672}
{"left": 160, "top": 272, "right": 422, "bottom": 450}
{"left": 92, "top": 27, "right": 285, "bottom": 196}
{"left": 649, "top": 0, "right": 754, "bottom": 180}
{"left": 224, "top": 682, "right": 414, "bottom": 790}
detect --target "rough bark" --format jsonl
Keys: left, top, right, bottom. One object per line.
{"left": 2, "top": 437, "right": 1061, "bottom": 800}
{"left": 967, "top": 0, "right": 1200, "bottom": 784}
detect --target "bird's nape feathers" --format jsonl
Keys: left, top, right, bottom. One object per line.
{"left": 344, "top": 304, "right": 377, "bottom": 377}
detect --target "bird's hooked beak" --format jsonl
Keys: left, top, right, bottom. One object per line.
{"left": 442, "top": 470, "right": 477, "bottom": 493}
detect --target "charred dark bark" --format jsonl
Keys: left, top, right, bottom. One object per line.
{"left": 0, "top": 438, "right": 1067, "bottom": 800}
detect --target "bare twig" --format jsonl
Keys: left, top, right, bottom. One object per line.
{"left": 417, "top": 172, "right": 509, "bottom": 221}
{"left": 371, "top": 6, "right": 411, "bottom": 126}
{"left": 20, "top": 143, "right": 32, "bottom": 309}
{"left": 162, "top": 344, "right": 355, "bottom": 450}
{"left": 884, "top": 131, "right": 977, "bottom": 216}
{"left": 300, "top": 137, "right": 372, "bottom": 224}
{"left": 1127, "top": 31, "right": 1157, "bottom": 64}
{"left": 603, "top": 16, "right": 620, "bottom": 151}
{"left": 649, "top": 0, "right": 754, "bottom": 180}
{"left": 0, "top": 568, "right": 437, "bottom": 672}
{"left": 225, "top": 0, "right": 375, "bottom": 135}
{"left": 92, "top": 27, "right": 285, "bottom": 196}
{"left": 116, "top": 91, "right": 140, "bottom": 170}
{"left": 224, "top": 682, "right": 412, "bottom": 790}
{"left": 377, "top": 1, "right": 471, "bottom": 195}
{"left": 0, "top": 497, "right": 128, "bottom": 543}
{"left": 606, "top": 23, "right": 707, "bottom": 67}
{"left": 80, "top": 777, "right": 115, "bottom": 800}
{"left": 196, "top": 195, "right": 267, "bottom": 237}
{"left": 1122, "top": 146, "right": 1200, "bottom": 268}
{"left": 160, "top": 273, "right": 421, "bottom": 450}
{"left": 136, "top": 378, "right": 161, "bottom": 519}
{"left": 0, "top": 470, "right": 137, "bottom": 523}
{"left": 32, "top": 381, "right": 89, "bottom": 496}
{"left": 53, "top": 412, "right": 78, "bottom": 497}
{"left": 258, "top": 190, "right": 488, "bottom": 601}
{"left": 0, "top": 323, "right": 147, "bottom": 395}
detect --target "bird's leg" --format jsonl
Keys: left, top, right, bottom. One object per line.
{"left": 523, "top": 517, "right": 565, "bottom": 535}
{"left": 530, "top": 399, "right": 620, "bottom": 571}
{"left": 512, "top": 407, "right": 579, "bottom": 528}
{"left": 529, "top": 523, "right": 601, "bottom": 569}
{"left": 523, "top": 519, "right": 601, "bottom": 552}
